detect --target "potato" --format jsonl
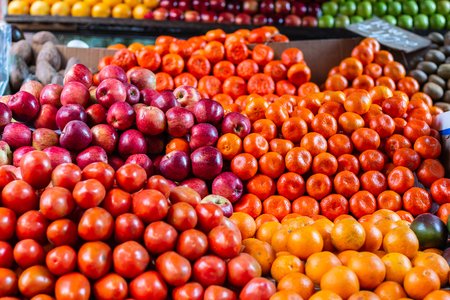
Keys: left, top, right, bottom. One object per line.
{"left": 36, "top": 41, "right": 62, "bottom": 70}
{"left": 9, "top": 55, "right": 29, "bottom": 92}
{"left": 416, "top": 61, "right": 438, "bottom": 75}
{"left": 428, "top": 32, "right": 444, "bottom": 45}
{"left": 437, "top": 64, "right": 450, "bottom": 80}
{"left": 409, "top": 69, "right": 428, "bottom": 85}
{"left": 64, "top": 57, "right": 81, "bottom": 75}
{"left": 32, "top": 31, "right": 58, "bottom": 45}
{"left": 428, "top": 74, "right": 446, "bottom": 89}
{"left": 442, "top": 93, "right": 450, "bottom": 105}
{"left": 51, "top": 74, "right": 64, "bottom": 85}
{"left": 36, "top": 60, "right": 57, "bottom": 85}
{"left": 423, "top": 82, "right": 444, "bottom": 101}
{"left": 424, "top": 50, "right": 446, "bottom": 64}
{"left": 10, "top": 40, "right": 33, "bottom": 64}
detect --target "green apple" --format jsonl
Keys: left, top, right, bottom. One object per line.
{"left": 335, "top": 14, "right": 351, "bottom": 27}
{"left": 339, "top": 1, "right": 357, "bottom": 16}
{"left": 322, "top": 2, "right": 339, "bottom": 16}
{"left": 402, "top": 0, "right": 419, "bottom": 16}
{"left": 420, "top": 0, "right": 437, "bottom": 15}
{"left": 397, "top": 14, "right": 414, "bottom": 28}
{"left": 414, "top": 13, "right": 429, "bottom": 29}
{"left": 357, "top": 1, "right": 372, "bottom": 18}
{"left": 383, "top": 14, "right": 397, "bottom": 25}
{"left": 351, "top": 15, "right": 364, "bottom": 23}
{"left": 437, "top": 1, "right": 450, "bottom": 15}
{"left": 387, "top": 1, "right": 402, "bottom": 16}
{"left": 318, "top": 15, "right": 336, "bottom": 28}
{"left": 373, "top": 2, "right": 387, "bottom": 16}
{"left": 430, "top": 13, "right": 446, "bottom": 29}
{"left": 446, "top": 14, "right": 450, "bottom": 28}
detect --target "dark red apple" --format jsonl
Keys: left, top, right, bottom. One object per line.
{"left": 96, "top": 78, "right": 127, "bottom": 108}
{"left": 125, "top": 154, "right": 153, "bottom": 177}
{"left": 242, "top": 0, "right": 258, "bottom": 14}
{"left": 0, "top": 103, "right": 11, "bottom": 130}
{"left": 43, "top": 146, "right": 72, "bottom": 168}
{"left": 193, "top": 0, "right": 210, "bottom": 12}
{"left": 144, "top": 11, "right": 154, "bottom": 19}
{"left": 166, "top": 107, "right": 195, "bottom": 138}
{"left": 201, "top": 11, "right": 217, "bottom": 23}
{"left": 235, "top": 13, "right": 252, "bottom": 25}
{"left": 86, "top": 104, "right": 107, "bottom": 126}
{"left": 64, "top": 64, "right": 93, "bottom": 89}
{"left": 127, "top": 68, "right": 156, "bottom": 91}
{"left": 200, "top": 195, "right": 233, "bottom": 217}
{"left": 292, "top": 1, "right": 308, "bottom": 16}
{"left": 106, "top": 102, "right": 135, "bottom": 131}
{"left": 34, "top": 104, "right": 58, "bottom": 130}
{"left": 159, "top": 150, "right": 190, "bottom": 182}
{"left": 285, "top": 14, "right": 302, "bottom": 26}
{"left": 308, "top": 3, "right": 321, "bottom": 16}
{"left": 59, "top": 120, "right": 92, "bottom": 152}
{"left": 221, "top": 112, "right": 251, "bottom": 139}
{"left": 302, "top": 15, "right": 318, "bottom": 27}
{"left": 39, "top": 84, "right": 62, "bottom": 107}
{"left": 91, "top": 124, "right": 118, "bottom": 155}
{"left": 193, "top": 99, "right": 224, "bottom": 126}
{"left": 212, "top": 172, "right": 243, "bottom": 203}
{"left": 56, "top": 104, "right": 87, "bottom": 131}
{"left": 180, "top": 178, "right": 208, "bottom": 198}
{"left": 2, "top": 123, "right": 32, "bottom": 149}
{"left": 153, "top": 7, "right": 169, "bottom": 20}
{"left": 159, "top": 0, "right": 174, "bottom": 9}
{"left": 151, "top": 90, "right": 180, "bottom": 113}
{"left": 189, "top": 123, "right": 219, "bottom": 150}
{"left": 125, "top": 84, "right": 140, "bottom": 105}
{"left": 190, "top": 146, "right": 223, "bottom": 180}
{"left": 13, "top": 146, "right": 35, "bottom": 167}
{"left": 226, "top": 0, "right": 242, "bottom": 14}
{"left": 76, "top": 146, "right": 108, "bottom": 169}
{"left": 7, "top": 91, "right": 40, "bottom": 123}
{"left": 98, "top": 65, "right": 127, "bottom": 84}
{"left": 146, "top": 135, "right": 165, "bottom": 155}
{"left": 136, "top": 105, "right": 166, "bottom": 136}
{"left": 140, "top": 88, "right": 160, "bottom": 106}
{"left": 260, "top": 0, "right": 275, "bottom": 14}
{"left": 169, "top": 8, "right": 184, "bottom": 20}
{"left": 60, "top": 81, "right": 90, "bottom": 108}
{"left": 276, "top": 0, "right": 291, "bottom": 15}
{"left": 184, "top": 10, "right": 200, "bottom": 22}
{"left": 218, "top": 12, "right": 235, "bottom": 24}
{"left": 178, "top": 0, "right": 190, "bottom": 11}
{"left": 210, "top": 0, "right": 226, "bottom": 11}
{"left": 118, "top": 129, "right": 147, "bottom": 158}
{"left": 32, "top": 128, "right": 59, "bottom": 151}
{"left": 253, "top": 14, "right": 268, "bottom": 25}
{"left": 108, "top": 155, "right": 125, "bottom": 171}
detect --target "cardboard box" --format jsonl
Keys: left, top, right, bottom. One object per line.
{"left": 434, "top": 111, "right": 450, "bottom": 176}
{"left": 56, "top": 45, "right": 116, "bottom": 72}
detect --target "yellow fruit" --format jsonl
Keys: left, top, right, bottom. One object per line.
{"left": 91, "top": 2, "right": 110, "bottom": 17}
{"left": 50, "top": 1, "right": 70, "bottom": 15}
{"left": 44, "top": 0, "right": 59, "bottom": 5}
{"left": 143, "top": 0, "right": 158, "bottom": 9}
{"left": 63, "top": 0, "right": 78, "bottom": 6}
{"left": 124, "top": 0, "right": 140, "bottom": 7}
{"left": 7, "top": 0, "right": 30, "bottom": 14}
{"left": 112, "top": 3, "right": 131, "bottom": 18}
{"left": 30, "top": 0, "right": 50, "bottom": 15}
{"left": 84, "top": 0, "right": 99, "bottom": 6}
{"left": 102, "top": 0, "right": 121, "bottom": 7}
{"left": 71, "top": 1, "right": 90, "bottom": 16}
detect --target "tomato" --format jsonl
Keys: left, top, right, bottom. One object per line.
{"left": 78, "top": 241, "right": 112, "bottom": 280}
{"left": 45, "top": 246, "right": 77, "bottom": 276}
{"left": 129, "top": 271, "right": 168, "bottom": 300}
{"left": 147, "top": 175, "right": 176, "bottom": 198}
{"left": 430, "top": 178, "right": 450, "bottom": 205}
{"left": 0, "top": 242, "right": 13, "bottom": 268}
{"left": 18, "top": 266, "right": 54, "bottom": 298}
{"left": 55, "top": 272, "right": 90, "bottom": 300}
{"left": 0, "top": 268, "right": 18, "bottom": 297}
{"left": 227, "top": 253, "right": 262, "bottom": 288}
{"left": 82, "top": 162, "right": 115, "bottom": 190}
{"left": 144, "top": 221, "right": 178, "bottom": 255}
{"left": 172, "top": 282, "right": 204, "bottom": 300}
{"left": 51, "top": 163, "right": 82, "bottom": 191}
{"left": 78, "top": 207, "right": 113, "bottom": 241}
{"left": 176, "top": 229, "right": 208, "bottom": 261}
{"left": 239, "top": 277, "right": 276, "bottom": 300}
{"left": 208, "top": 225, "right": 242, "bottom": 259}
{"left": 115, "top": 164, "right": 147, "bottom": 193}
{"left": 113, "top": 241, "right": 150, "bottom": 279}
{"left": 114, "top": 213, "right": 144, "bottom": 243}
{"left": 132, "top": 189, "right": 169, "bottom": 223}
{"left": 39, "top": 187, "right": 75, "bottom": 220}
{"left": 0, "top": 166, "right": 16, "bottom": 190}
{"left": 193, "top": 255, "right": 227, "bottom": 287}
{"left": 156, "top": 251, "right": 192, "bottom": 286}
{"left": 167, "top": 202, "right": 198, "bottom": 231}
{"left": 204, "top": 285, "right": 237, "bottom": 300}
{"left": 72, "top": 179, "right": 106, "bottom": 209}
{"left": 169, "top": 186, "right": 202, "bottom": 208}
{"left": 16, "top": 210, "right": 48, "bottom": 243}
{"left": 2, "top": 180, "right": 38, "bottom": 214}
{"left": 20, "top": 151, "right": 52, "bottom": 190}
{"left": 13, "top": 239, "right": 45, "bottom": 269}
{"left": 0, "top": 208, "right": 16, "bottom": 241}
{"left": 93, "top": 273, "right": 128, "bottom": 300}
{"left": 47, "top": 219, "right": 78, "bottom": 246}
{"left": 30, "top": 294, "right": 54, "bottom": 300}
{"left": 102, "top": 188, "right": 132, "bottom": 217}
{"left": 195, "top": 203, "right": 224, "bottom": 233}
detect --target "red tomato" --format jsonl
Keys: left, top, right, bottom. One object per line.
{"left": 47, "top": 219, "right": 78, "bottom": 246}
{"left": 93, "top": 273, "right": 128, "bottom": 300}
{"left": 176, "top": 229, "right": 208, "bottom": 261}
{"left": 169, "top": 186, "right": 202, "bottom": 207}
{"left": 39, "top": 187, "right": 75, "bottom": 220}
{"left": 18, "top": 266, "right": 55, "bottom": 298}
{"left": 115, "top": 164, "right": 147, "bottom": 193}
{"left": 51, "top": 163, "right": 82, "bottom": 191}
{"left": 156, "top": 251, "right": 192, "bottom": 286}
{"left": 55, "top": 272, "right": 90, "bottom": 300}
{"left": 102, "top": 188, "right": 132, "bottom": 217}
{"left": 147, "top": 175, "right": 175, "bottom": 198}
{"left": 2, "top": 180, "right": 38, "bottom": 214}
{"left": 20, "top": 151, "right": 52, "bottom": 190}
{"left": 0, "top": 207, "right": 16, "bottom": 241}
{"left": 78, "top": 241, "right": 112, "bottom": 280}
{"left": 0, "top": 268, "right": 18, "bottom": 297}
{"left": 129, "top": 271, "right": 168, "bottom": 300}
{"left": 45, "top": 245, "right": 77, "bottom": 276}
{"left": 239, "top": 277, "right": 276, "bottom": 300}
{"left": 72, "top": 179, "right": 106, "bottom": 209}
{"left": 114, "top": 213, "right": 144, "bottom": 243}
{"left": 227, "top": 253, "right": 262, "bottom": 287}
{"left": 30, "top": 294, "right": 54, "bottom": 300}
{"left": 167, "top": 202, "right": 198, "bottom": 231}
{"left": 193, "top": 255, "right": 227, "bottom": 287}
{"left": 0, "top": 241, "right": 13, "bottom": 268}
{"left": 208, "top": 225, "right": 242, "bottom": 259}
{"left": 0, "top": 166, "right": 16, "bottom": 190}
{"left": 16, "top": 210, "right": 48, "bottom": 243}
{"left": 204, "top": 285, "right": 237, "bottom": 300}
{"left": 195, "top": 203, "right": 223, "bottom": 233}
{"left": 82, "top": 162, "right": 115, "bottom": 190}
{"left": 143, "top": 221, "right": 178, "bottom": 255}
{"left": 78, "top": 207, "right": 113, "bottom": 241}
{"left": 132, "top": 189, "right": 169, "bottom": 223}
{"left": 13, "top": 239, "right": 45, "bottom": 269}
{"left": 172, "top": 282, "right": 204, "bottom": 300}
{"left": 113, "top": 241, "right": 150, "bottom": 279}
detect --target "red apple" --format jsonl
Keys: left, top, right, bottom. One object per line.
{"left": 34, "top": 104, "right": 58, "bottom": 130}
{"left": 210, "top": 0, "right": 226, "bottom": 11}
{"left": 136, "top": 105, "right": 166, "bottom": 136}
{"left": 180, "top": 178, "right": 208, "bottom": 198}
{"left": 20, "top": 80, "right": 43, "bottom": 101}
{"left": 96, "top": 78, "right": 127, "bottom": 108}
{"left": 253, "top": 14, "right": 268, "bottom": 25}
{"left": 242, "top": 0, "right": 258, "bottom": 14}
{"left": 153, "top": 7, "right": 169, "bottom": 20}
{"left": 125, "top": 84, "right": 140, "bottom": 105}
{"left": 108, "top": 155, "right": 125, "bottom": 171}
{"left": 217, "top": 12, "right": 235, "bottom": 24}
{"left": 60, "top": 81, "right": 90, "bottom": 108}
{"left": 193, "top": 99, "right": 224, "bottom": 126}
{"left": 32, "top": 128, "right": 59, "bottom": 151}
{"left": 159, "top": 0, "right": 174, "bottom": 9}
{"left": 86, "top": 104, "right": 107, "bottom": 126}
{"left": 285, "top": 14, "right": 302, "bottom": 26}
{"left": 2, "top": 123, "right": 32, "bottom": 149}
{"left": 152, "top": 90, "right": 180, "bottom": 113}
{"left": 144, "top": 11, "right": 154, "bottom": 19}
{"left": 106, "top": 102, "right": 135, "bottom": 131}
{"left": 178, "top": 0, "right": 190, "bottom": 11}
{"left": 0, "top": 141, "right": 12, "bottom": 166}
{"left": 260, "top": 0, "right": 275, "bottom": 14}
{"left": 39, "top": 84, "right": 62, "bottom": 107}
{"left": 166, "top": 107, "right": 195, "bottom": 138}
{"left": 184, "top": 10, "right": 200, "bottom": 22}
{"left": 302, "top": 15, "right": 318, "bottom": 27}
{"left": 125, "top": 154, "right": 153, "bottom": 177}
{"left": 76, "top": 146, "right": 108, "bottom": 170}
{"left": 8, "top": 91, "right": 40, "bottom": 123}
{"left": 159, "top": 150, "right": 191, "bottom": 182}
{"left": 212, "top": 172, "right": 243, "bottom": 203}
{"left": 91, "top": 124, "right": 118, "bottom": 155}
{"left": 173, "top": 86, "right": 201, "bottom": 107}
{"left": 193, "top": 0, "right": 209, "bottom": 12}
{"left": 64, "top": 64, "right": 93, "bottom": 89}
{"left": 56, "top": 104, "right": 87, "bottom": 131}
{"left": 190, "top": 146, "right": 223, "bottom": 180}
{"left": 189, "top": 123, "right": 219, "bottom": 150}
{"left": 276, "top": 0, "right": 291, "bottom": 15}
{"left": 292, "top": 2, "right": 308, "bottom": 16}
{"left": 221, "top": 112, "right": 251, "bottom": 139}
{"left": 226, "top": 0, "right": 241, "bottom": 14}
{"left": 59, "top": 120, "right": 92, "bottom": 152}
{"left": 127, "top": 68, "right": 156, "bottom": 91}
{"left": 98, "top": 65, "right": 127, "bottom": 84}
{"left": 201, "top": 11, "right": 217, "bottom": 23}
{"left": 169, "top": 8, "right": 184, "bottom": 20}
{"left": 235, "top": 13, "right": 252, "bottom": 25}
{"left": 0, "top": 103, "right": 11, "bottom": 130}
{"left": 308, "top": 3, "right": 321, "bottom": 16}
{"left": 13, "top": 146, "right": 35, "bottom": 167}
{"left": 200, "top": 195, "right": 233, "bottom": 218}
{"left": 43, "top": 146, "right": 72, "bottom": 168}
{"left": 118, "top": 129, "right": 147, "bottom": 158}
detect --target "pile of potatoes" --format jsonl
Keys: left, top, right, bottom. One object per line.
{"left": 409, "top": 32, "right": 450, "bottom": 112}
{"left": 9, "top": 31, "right": 80, "bottom": 92}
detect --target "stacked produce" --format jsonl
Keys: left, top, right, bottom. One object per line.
{"left": 320, "top": 0, "right": 450, "bottom": 29}
{"left": 7, "top": 0, "right": 321, "bottom": 26}
{"left": 0, "top": 26, "right": 450, "bottom": 299}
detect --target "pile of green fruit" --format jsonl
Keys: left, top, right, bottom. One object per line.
{"left": 319, "top": 0, "right": 450, "bottom": 30}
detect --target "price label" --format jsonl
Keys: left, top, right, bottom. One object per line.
{"left": 346, "top": 17, "right": 431, "bottom": 53}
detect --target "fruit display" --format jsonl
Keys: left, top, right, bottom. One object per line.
{"left": 7, "top": 0, "right": 322, "bottom": 26}
{"left": 1, "top": 23, "right": 450, "bottom": 299}
{"left": 320, "top": 0, "right": 450, "bottom": 29}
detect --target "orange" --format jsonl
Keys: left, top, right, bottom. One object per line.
{"left": 374, "top": 281, "right": 407, "bottom": 300}
{"left": 423, "top": 290, "right": 450, "bottom": 300}
{"left": 229, "top": 212, "right": 257, "bottom": 240}
{"left": 339, "top": 57, "right": 364, "bottom": 80}
{"left": 305, "top": 251, "right": 342, "bottom": 284}
{"left": 383, "top": 226, "right": 419, "bottom": 259}
{"left": 310, "top": 290, "right": 343, "bottom": 300}
{"left": 360, "top": 222, "right": 382, "bottom": 252}
{"left": 277, "top": 272, "right": 314, "bottom": 299}
{"left": 270, "top": 290, "right": 303, "bottom": 300}
{"left": 348, "top": 291, "right": 381, "bottom": 300}
{"left": 403, "top": 267, "right": 440, "bottom": 300}
{"left": 381, "top": 253, "right": 412, "bottom": 284}
{"left": 331, "top": 218, "right": 366, "bottom": 251}
{"left": 347, "top": 252, "right": 386, "bottom": 290}
{"left": 337, "top": 250, "right": 359, "bottom": 266}
{"left": 338, "top": 112, "right": 365, "bottom": 134}
{"left": 310, "top": 218, "right": 335, "bottom": 252}
{"left": 344, "top": 89, "right": 372, "bottom": 115}
{"left": 256, "top": 221, "right": 283, "bottom": 244}
{"left": 271, "top": 228, "right": 290, "bottom": 253}
{"left": 320, "top": 266, "right": 360, "bottom": 299}
{"left": 287, "top": 226, "right": 323, "bottom": 260}
{"left": 270, "top": 254, "right": 304, "bottom": 282}
{"left": 412, "top": 252, "right": 449, "bottom": 286}
{"left": 281, "top": 216, "right": 314, "bottom": 233}
{"left": 242, "top": 238, "right": 276, "bottom": 275}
